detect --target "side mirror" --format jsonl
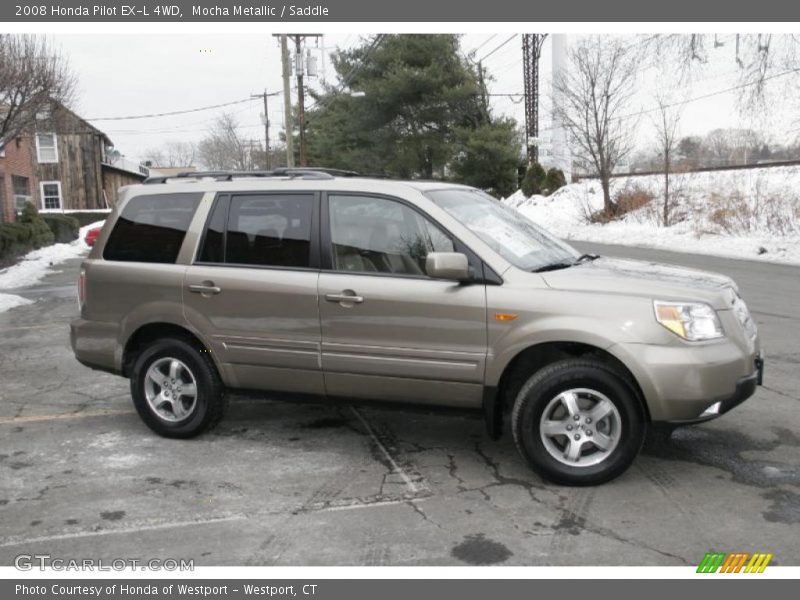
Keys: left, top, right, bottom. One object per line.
{"left": 425, "top": 252, "right": 470, "bottom": 282}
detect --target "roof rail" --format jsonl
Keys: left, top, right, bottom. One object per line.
{"left": 142, "top": 167, "right": 360, "bottom": 185}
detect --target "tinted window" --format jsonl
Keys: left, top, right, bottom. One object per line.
{"left": 328, "top": 195, "right": 454, "bottom": 276}
{"left": 104, "top": 193, "right": 202, "bottom": 263}
{"left": 197, "top": 196, "right": 228, "bottom": 263}
{"left": 225, "top": 194, "right": 313, "bottom": 267}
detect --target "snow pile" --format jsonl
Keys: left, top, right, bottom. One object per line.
{"left": 0, "top": 220, "right": 104, "bottom": 313}
{"left": 0, "top": 293, "right": 33, "bottom": 313}
{"left": 503, "top": 165, "right": 800, "bottom": 265}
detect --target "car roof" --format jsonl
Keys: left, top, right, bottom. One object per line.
{"left": 128, "top": 171, "right": 477, "bottom": 198}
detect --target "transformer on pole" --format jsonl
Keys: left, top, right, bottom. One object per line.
{"left": 522, "top": 34, "right": 547, "bottom": 164}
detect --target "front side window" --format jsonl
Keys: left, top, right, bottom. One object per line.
{"left": 214, "top": 194, "right": 314, "bottom": 268}
{"left": 40, "top": 181, "right": 62, "bottom": 210}
{"left": 36, "top": 133, "right": 58, "bottom": 163}
{"left": 328, "top": 194, "right": 454, "bottom": 276}
{"left": 104, "top": 193, "right": 202, "bottom": 263}
{"left": 428, "top": 188, "right": 578, "bottom": 272}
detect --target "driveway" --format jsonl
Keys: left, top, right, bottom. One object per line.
{"left": 0, "top": 244, "right": 798, "bottom": 566}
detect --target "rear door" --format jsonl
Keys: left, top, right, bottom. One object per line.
{"left": 183, "top": 191, "right": 324, "bottom": 395}
{"left": 318, "top": 193, "right": 488, "bottom": 408}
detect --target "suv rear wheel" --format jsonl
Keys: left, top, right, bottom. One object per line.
{"left": 130, "top": 338, "right": 225, "bottom": 438}
{"left": 511, "top": 358, "right": 646, "bottom": 485}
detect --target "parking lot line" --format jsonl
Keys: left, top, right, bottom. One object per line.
{"left": 0, "top": 409, "right": 135, "bottom": 425}
{"left": 349, "top": 406, "right": 419, "bottom": 495}
{"left": 0, "top": 515, "right": 248, "bottom": 548}
{"left": 317, "top": 498, "right": 428, "bottom": 513}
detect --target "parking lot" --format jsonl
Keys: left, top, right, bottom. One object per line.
{"left": 1, "top": 243, "right": 798, "bottom": 566}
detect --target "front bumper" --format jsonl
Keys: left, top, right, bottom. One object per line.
{"left": 670, "top": 364, "right": 760, "bottom": 424}
{"left": 611, "top": 340, "right": 763, "bottom": 422}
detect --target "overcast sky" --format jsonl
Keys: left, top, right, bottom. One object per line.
{"left": 51, "top": 33, "right": 798, "bottom": 165}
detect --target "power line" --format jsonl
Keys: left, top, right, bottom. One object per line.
{"left": 471, "top": 34, "right": 498, "bottom": 55}
{"left": 86, "top": 97, "right": 256, "bottom": 121}
{"left": 478, "top": 34, "right": 518, "bottom": 63}
{"left": 306, "top": 34, "right": 385, "bottom": 117}
{"left": 619, "top": 66, "right": 800, "bottom": 122}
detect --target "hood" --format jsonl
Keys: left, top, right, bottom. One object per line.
{"left": 540, "top": 257, "right": 736, "bottom": 309}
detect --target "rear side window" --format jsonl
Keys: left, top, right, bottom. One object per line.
{"left": 104, "top": 193, "right": 202, "bottom": 263}
{"left": 198, "top": 194, "right": 313, "bottom": 268}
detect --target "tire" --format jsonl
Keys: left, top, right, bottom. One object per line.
{"left": 511, "top": 358, "right": 646, "bottom": 486}
{"left": 130, "top": 337, "right": 225, "bottom": 438}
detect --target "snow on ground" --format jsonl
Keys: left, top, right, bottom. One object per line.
{"left": 0, "top": 293, "right": 33, "bottom": 313}
{"left": 504, "top": 165, "right": 800, "bottom": 265}
{"left": 0, "top": 220, "right": 105, "bottom": 313}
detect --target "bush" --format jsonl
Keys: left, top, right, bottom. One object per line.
{"left": 544, "top": 168, "right": 567, "bottom": 195}
{"left": 0, "top": 222, "right": 35, "bottom": 264}
{"left": 18, "top": 202, "right": 55, "bottom": 249}
{"left": 615, "top": 186, "right": 654, "bottom": 215}
{"left": 43, "top": 214, "right": 80, "bottom": 243}
{"left": 521, "top": 162, "right": 547, "bottom": 197}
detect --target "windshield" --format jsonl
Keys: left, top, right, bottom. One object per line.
{"left": 427, "top": 188, "right": 579, "bottom": 272}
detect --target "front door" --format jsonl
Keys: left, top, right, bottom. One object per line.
{"left": 318, "top": 193, "right": 488, "bottom": 408}
{"left": 183, "top": 192, "right": 324, "bottom": 395}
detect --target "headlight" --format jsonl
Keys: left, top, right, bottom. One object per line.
{"left": 654, "top": 301, "right": 724, "bottom": 341}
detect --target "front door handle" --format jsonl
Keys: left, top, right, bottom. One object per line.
{"left": 188, "top": 282, "right": 222, "bottom": 295}
{"left": 325, "top": 291, "right": 364, "bottom": 304}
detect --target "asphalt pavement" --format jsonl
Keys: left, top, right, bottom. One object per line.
{"left": 0, "top": 243, "right": 798, "bottom": 566}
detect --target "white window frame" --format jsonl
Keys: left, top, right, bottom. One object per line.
{"left": 35, "top": 132, "right": 59, "bottom": 163}
{"left": 40, "top": 181, "right": 63, "bottom": 211}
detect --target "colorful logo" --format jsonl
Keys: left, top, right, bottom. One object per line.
{"left": 697, "top": 552, "right": 773, "bottom": 573}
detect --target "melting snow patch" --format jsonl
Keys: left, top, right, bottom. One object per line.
{"left": 0, "top": 221, "right": 104, "bottom": 292}
{"left": 0, "top": 292, "right": 33, "bottom": 313}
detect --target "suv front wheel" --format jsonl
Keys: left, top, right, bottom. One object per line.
{"left": 130, "top": 337, "right": 225, "bottom": 438}
{"left": 511, "top": 358, "right": 646, "bottom": 485}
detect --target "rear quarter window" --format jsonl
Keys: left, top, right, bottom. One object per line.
{"left": 103, "top": 193, "right": 202, "bottom": 263}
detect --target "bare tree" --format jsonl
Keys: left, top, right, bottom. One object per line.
{"left": 652, "top": 96, "right": 682, "bottom": 226}
{"left": 0, "top": 34, "right": 76, "bottom": 147}
{"left": 703, "top": 128, "right": 764, "bottom": 166}
{"left": 143, "top": 140, "right": 197, "bottom": 168}
{"left": 648, "top": 34, "right": 800, "bottom": 109}
{"left": 197, "top": 113, "right": 258, "bottom": 171}
{"left": 554, "top": 36, "right": 637, "bottom": 215}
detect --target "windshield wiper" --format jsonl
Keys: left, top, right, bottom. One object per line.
{"left": 532, "top": 254, "right": 599, "bottom": 273}
{"left": 532, "top": 261, "right": 575, "bottom": 273}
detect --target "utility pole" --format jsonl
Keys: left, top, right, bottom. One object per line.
{"left": 294, "top": 34, "right": 308, "bottom": 167}
{"left": 279, "top": 35, "right": 295, "bottom": 167}
{"left": 250, "top": 90, "right": 277, "bottom": 170}
{"left": 273, "top": 33, "right": 321, "bottom": 168}
{"left": 522, "top": 34, "right": 548, "bottom": 164}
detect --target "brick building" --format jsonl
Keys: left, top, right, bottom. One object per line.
{"left": 0, "top": 135, "right": 36, "bottom": 223}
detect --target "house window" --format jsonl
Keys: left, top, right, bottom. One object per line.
{"left": 40, "top": 181, "right": 62, "bottom": 210}
{"left": 12, "top": 175, "right": 31, "bottom": 212}
{"left": 36, "top": 133, "right": 58, "bottom": 163}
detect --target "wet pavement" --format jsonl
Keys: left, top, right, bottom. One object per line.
{"left": 0, "top": 244, "right": 798, "bottom": 565}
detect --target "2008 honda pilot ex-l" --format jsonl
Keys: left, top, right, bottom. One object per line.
{"left": 70, "top": 169, "right": 764, "bottom": 485}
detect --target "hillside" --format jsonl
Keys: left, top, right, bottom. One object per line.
{"left": 503, "top": 165, "right": 800, "bottom": 264}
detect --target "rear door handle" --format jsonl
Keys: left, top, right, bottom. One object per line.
{"left": 325, "top": 292, "right": 364, "bottom": 304}
{"left": 188, "top": 283, "right": 222, "bottom": 295}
